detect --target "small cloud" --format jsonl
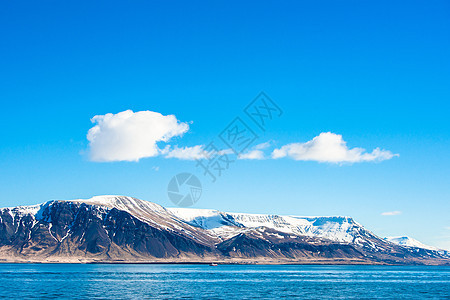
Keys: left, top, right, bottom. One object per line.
{"left": 152, "top": 166, "right": 160, "bottom": 171}
{"left": 219, "top": 149, "right": 234, "bottom": 155}
{"left": 381, "top": 211, "right": 402, "bottom": 216}
{"left": 253, "top": 141, "right": 272, "bottom": 150}
{"left": 238, "top": 142, "right": 271, "bottom": 160}
{"left": 87, "top": 110, "right": 189, "bottom": 162}
{"left": 163, "top": 145, "right": 206, "bottom": 160}
{"left": 238, "top": 150, "right": 265, "bottom": 160}
{"left": 272, "top": 132, "right": 398, "bottom": 163}
{"left": 163, "top": 145, "right": 234, "bottom": 160}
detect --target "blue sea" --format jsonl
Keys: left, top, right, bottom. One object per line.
{"left": 0, "top": 264, "right": 449, "bottom": 299}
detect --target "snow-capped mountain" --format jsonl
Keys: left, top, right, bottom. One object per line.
{"left": 167, "top": 208, "right": 450, "bottom": 258}
{"left": 168, "top": 208, "right": 376, "bottom": 244}
{"left": 71, "top": 196, "right": 216, "bottom": 245}
{"left": 0, "top": 196, "right": 448, "bottom": 264}
{"left": 386, "top": 236, "right": 440, "bottom": 251}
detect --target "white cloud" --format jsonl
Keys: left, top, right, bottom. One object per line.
{"left": 253, "top": 141, "right": 272, "bottom": 150}
{"left": 381, "top": 211, "right": 402, "bottom": 216}
{"left": 218, "top": 149, "right": 235, "bottom": 155}
{"left": 272, "top": 132, "right": 398, "bottom": 163}
{"left": 86, "top": 114, "right": 398, "bottom": 166}
{"left": 238, "top": 150, "right": 265, "bottom": 160}
{"left": 163, "top": 145, "right": 235, "bottom": 160}
{"left": 87, "top": 110, "right": 189, "bottom": 162}
{"left": 238, "top": 142, "right": 271, "bottom": 160}
{"left": 163, "top": 145, "right": 206, "bottom": 160}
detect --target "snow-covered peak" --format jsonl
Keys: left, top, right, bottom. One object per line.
{"left": 167, "top": 207, "right": 371, "bottom": 243}
{"left": 67, "top": 196, "right": 216, "bottom": 245}
{"left": 70, "top": 195, "right": 166, "bottom": 214}
{"left": 0, "top": 203, "right": 44, "bottom": 220}
{"left": 69, "top": 195, "right": 179, "bottom": 229}
{"left": 386, "top": 236, "right": 439, "bottom": 251}
{"left": 167, "top": 208, "right": 227, "bottom": 229}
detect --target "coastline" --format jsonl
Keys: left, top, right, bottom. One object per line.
{"left": 1, "top": 257, "right": 448, "bottom": 266}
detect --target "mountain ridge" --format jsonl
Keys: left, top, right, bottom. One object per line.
{"left": 0, "top": 195, "right": 448, "bottom": 265}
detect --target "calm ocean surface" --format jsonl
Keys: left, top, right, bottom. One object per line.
{"left": 0, "top": 264, "right": 449, "bottom": 299}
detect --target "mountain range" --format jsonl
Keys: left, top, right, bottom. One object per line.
{"left": 0, "top": 195, "right": 448, "bottom": 265}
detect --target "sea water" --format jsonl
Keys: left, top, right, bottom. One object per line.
{"left": 0, "top": 264, "right": 449, "bottom": 299}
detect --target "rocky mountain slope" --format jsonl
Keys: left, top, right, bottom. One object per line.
{"left": 0, "top": 196, "right": 448, "bottom": 264}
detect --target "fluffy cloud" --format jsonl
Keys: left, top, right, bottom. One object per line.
{"left": 87, "top": 113, "right": 398, "bottom": 166}
{"left": 272, "top": 132, "right": 398, "bottom": 163}
{"left": 381, "top": 211, "right": 402, "bottom": 216}
{"left": 87, "top": 110, "right": 189, "bottom": 162}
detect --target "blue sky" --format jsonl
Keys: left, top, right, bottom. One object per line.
{"left": 0, "top": 1, "right": 449, "bottom": 249}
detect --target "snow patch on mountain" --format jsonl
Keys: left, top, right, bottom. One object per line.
{"left": 0, "top": 204, "right": 43, "bottom": 220}
{"left": 71, "top": 195, "right": 167, "bottom": 214}
{"left": 386, "top": 236, "right": 439, "bottom": 251}
{"left": 167, "top": 207, "right": 375, "bottom": 244}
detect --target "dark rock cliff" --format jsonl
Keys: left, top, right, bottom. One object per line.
{"left": 0, "top": 201, "right": 214, "bottom": 260}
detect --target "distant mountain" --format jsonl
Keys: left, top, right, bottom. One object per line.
{"left": 386, "top": 236, "right": 441, "bottom": 251}
{"left": 0, "top": 196, "right": 448, "bottom": 265}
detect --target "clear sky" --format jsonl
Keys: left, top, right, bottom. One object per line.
{"left": 0, "top": 1, "right": 449, "bottom": 249}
